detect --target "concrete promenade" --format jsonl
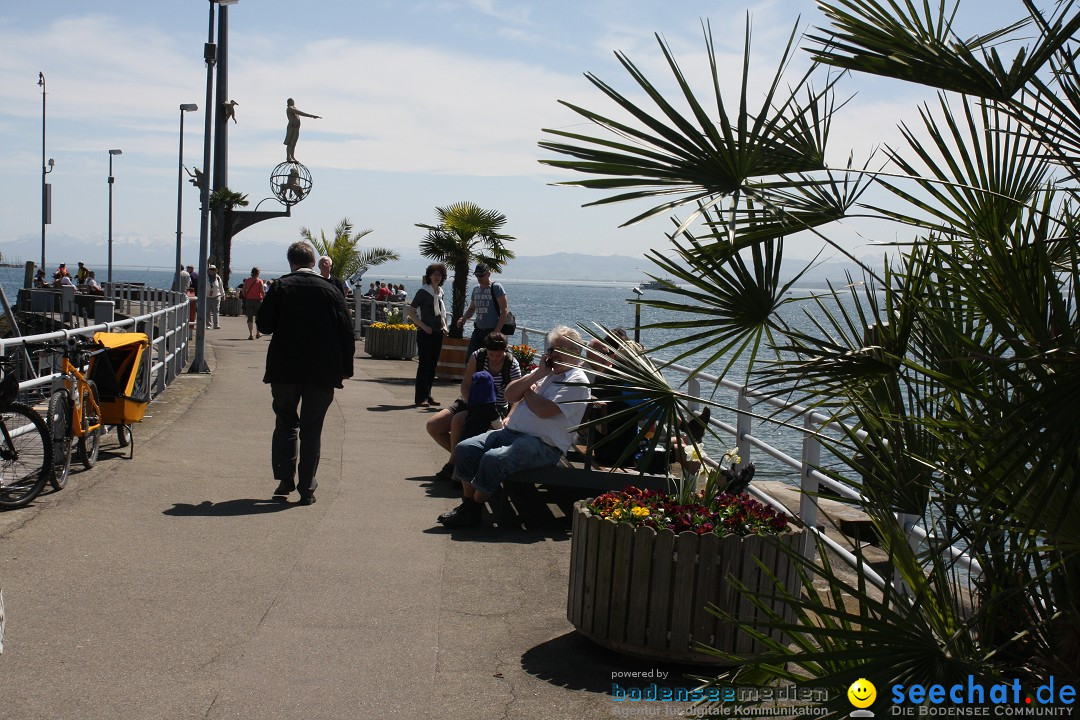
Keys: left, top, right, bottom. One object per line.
{"left": 0, "top": 315, "right": 703, "bottom": 720}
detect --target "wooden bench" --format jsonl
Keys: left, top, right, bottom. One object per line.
{"left": 501, "top": 401, "right": 674, "bottom": 495}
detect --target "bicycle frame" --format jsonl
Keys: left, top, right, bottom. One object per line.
{"left": 53, "top": 349, "right": 103, "bottom": 439}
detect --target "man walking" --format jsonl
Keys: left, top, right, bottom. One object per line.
{"left": 456, "top": 263, "right": 510, "bottom": 359}
{"left": 257, "top": 242, "right": 356, "bottom": 505}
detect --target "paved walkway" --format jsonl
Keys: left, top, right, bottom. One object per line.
{"left": 0, "top": 315, "right": 701, "bottom": 720}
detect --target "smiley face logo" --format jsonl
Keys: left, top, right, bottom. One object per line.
{"left": 848, "top": 678, "right": 877, "bottom": 708}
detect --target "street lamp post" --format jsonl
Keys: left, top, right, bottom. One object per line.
{"left": 190, "top": 0, "right": 238, "bottom": 374}
{"left": 39, "top": 72, "right": 55, "bottom": 273}
{"left": 107, "top": 149, "right": 122, "bottom": 287}
{"left": 174, "top": 103, "right": 199, "bottom": 293}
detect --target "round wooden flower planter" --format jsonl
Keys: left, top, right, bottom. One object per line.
{"left": 435, "top": 336, "right": 470, "bottom": 381}
{"left": 567, "top": 500, "right": 802, "bottom": 665}
{"left": 364, "top": 327, "right": 417, "bottom": 359}
{"left": 221, "top": 296, "right": 243, "bottom": 316}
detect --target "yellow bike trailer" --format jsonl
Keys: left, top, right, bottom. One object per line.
{"left": 89, "top": 332, "right": 150, "bottom": 456}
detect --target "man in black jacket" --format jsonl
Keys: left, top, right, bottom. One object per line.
{"left": 256, "top": 242, "right": 355, "bottom": 505}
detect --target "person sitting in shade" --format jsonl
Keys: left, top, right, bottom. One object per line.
{"left": 437, "top": 326, "right": 590, "bottom": 528}
{"left": 85, "top": 271, "right": 103, "bottom": 295}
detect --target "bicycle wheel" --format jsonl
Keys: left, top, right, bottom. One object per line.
{"left": 116, "top": 424, "right": 130, "bottom": 448}
{"left": 47, "top": 390, "right": 73, "bottom": 491}
{"left": 0, "top": 402, "right": 53, "bottom": 508}
{"left": 77, "top": 381, "right": 101, "bottom": 469}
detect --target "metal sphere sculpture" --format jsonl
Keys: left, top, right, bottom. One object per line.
{"left": 270, "top": 161, "right": 312, "bottom": 206}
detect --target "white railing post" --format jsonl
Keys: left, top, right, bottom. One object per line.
{"left": 799, "top": 413, "right": 822, "bottom": 558}
{"left": 736, "top": 386, "right": 753, "bottom": 468}
{"left": 687, "top": 376, "right": 701, "bottom": 412}
{"left": 156, "top": 305, "right": 168, "bottom": 395}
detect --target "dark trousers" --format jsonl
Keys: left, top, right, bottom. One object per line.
{"left": 271, "top": 383, "right": 335, "bottom": 496}
{"left": 415, "top": 329, "right": 444, "bottom": 403}
{"left": 466, "top": 327, "right": 495, "bottom": 361}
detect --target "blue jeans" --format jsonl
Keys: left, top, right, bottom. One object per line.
{"left": 454, "top": 428, "right": 563, "bottom": 495}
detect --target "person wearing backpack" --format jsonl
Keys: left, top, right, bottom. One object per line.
{"left": 425, "top": 332, "right": 521, "bottom": 481}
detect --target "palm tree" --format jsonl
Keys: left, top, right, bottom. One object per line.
{"left": 540, "top": 2, "right": 1079, "bottom": 711}
{"left": 416, "top": 201, "right": 515, "bottom": 338}
{"left": 208, "top": 186, "right": 249, "bottom": 288}
{"left": 300, "top": 218, "right": 399, "bottom": 282}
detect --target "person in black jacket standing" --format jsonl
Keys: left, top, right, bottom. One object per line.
{"left": 256, "top": 242, "right": 355, "bottom": 505}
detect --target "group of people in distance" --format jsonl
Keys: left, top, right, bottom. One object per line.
{"left": 363, "top": 280, "right": 407, "bottom": 302}
{"left": 34, "top": 261, "right": 103, "bottom": 294}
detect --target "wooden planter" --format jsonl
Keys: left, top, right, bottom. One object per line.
{"left": 221, "top": 296, "right": 243, "bottom": 316}
{"left": 364, "top": 327, "right": 417, "bottom": 359}
{"left": 435, "top": 336, "right": 469, "bottom": 382}
{"left": 567, "top": 500, "right": 802, "bottom": 665}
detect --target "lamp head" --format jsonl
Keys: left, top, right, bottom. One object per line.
{"left": 109, "top": 149, "right": 122, "bottom": 156}
{"left": 48, "top": 158, "right": 55, "bottom": 168}
{"left": 180, "top": 103, "right": 199, "bottom": 112}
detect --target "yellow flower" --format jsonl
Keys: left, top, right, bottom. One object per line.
{"left": 612, "top": 508, "right": 625, "bottom": 519}
{"left": 631, "top": 506, "right": 650, "bottom": 518}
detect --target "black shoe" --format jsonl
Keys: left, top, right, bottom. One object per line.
{"left": 688, "top": 407, "right": 711, "bottom": 442}
{"left": 299, "top": 495, "right": 316, "bottom": 506}
{"left": 435, "top": 462, "right": 455, "bottom": 481}
{"left": 273, "top": 480, "right": 295, "bottom": 496}
{"left": 437, "top": 500, "right": 482, "bottom": 527}
{"left": 426, "top": 396, "right": 441, "bottom": 406}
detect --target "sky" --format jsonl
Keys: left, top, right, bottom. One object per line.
{"left": 1, "top": 0, "right": 1028, "bottom": 276}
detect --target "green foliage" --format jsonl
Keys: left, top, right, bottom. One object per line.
{"left": 208, "top": 187, "right": 248, "bottom": 212}
{"left": 300, "top": 218, "right": 399, "bottom": 281}
{"left": 541, "top": 1, "right": 1080, "bottom": 709}
{"left": 416, "top": 201, "right": 515, "bottom": 337}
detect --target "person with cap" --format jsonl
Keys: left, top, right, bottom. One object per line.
{"left": 205, "top": 264, "right": 225, "bottom": 329}
{"left": 456, "top": 262, "right": 510, "bottom": 360}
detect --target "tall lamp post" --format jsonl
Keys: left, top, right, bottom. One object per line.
{"left": 174, "top": 103, "right": 199, "bottom": 292}
{"left": 190, "top": 0, "right": 238, "bottom": 374}
{"left": 107, "top": 149, "right": 122, "bottom": 287}
{"left": 39, "top": 72, "right": 55, "bottom": 273}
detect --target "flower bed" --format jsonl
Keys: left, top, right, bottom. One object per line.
{"left": 586, "top": 486, "right": 790, "bottom": 537}
{"left": 510, "top": 343, "right": 538, "bottom": 371}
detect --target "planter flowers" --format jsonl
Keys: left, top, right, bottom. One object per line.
{"left": 509, "top": 343, "right": 538, "bottom": 371}
{"left": 568, "top": 449, "right": 800, "bottom": 665}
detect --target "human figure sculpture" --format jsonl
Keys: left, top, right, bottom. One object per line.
{"left": 283, "top": 168, "right": 304, "bottom": 202}
{"left": 185, "top": 165, "right": 205, "bottom": 190}
{"left": 284, "top": 98, "right": 320, "bottom": 162}
{"left": 223, "top": 99, "right": 238, "bottom": 124}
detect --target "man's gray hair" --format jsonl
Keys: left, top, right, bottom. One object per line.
{"left": 547, "top": 325, "right": 582, "bottom": 349}
{"left": 287, "top": 242, "right": 317, "bottom": 268}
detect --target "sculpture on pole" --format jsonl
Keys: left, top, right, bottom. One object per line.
{"left": 284, "top": 98, "right": 320, "bottom": 163}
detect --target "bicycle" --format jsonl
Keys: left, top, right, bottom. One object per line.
{"left": 40, "top": 338, "right": 103, "bottom": 490}
{"left": 0, "top": 357, "right": 53, "bottom": 508}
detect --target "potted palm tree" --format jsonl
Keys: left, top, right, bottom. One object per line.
{"left": 541, "top": 1, "right": 1079, "bottom": 712}
{"left": 209, "top": 186, "right": 248, "bottom": 289}
{"left": 416, "top": 201, "right": 515, "bottom": 379}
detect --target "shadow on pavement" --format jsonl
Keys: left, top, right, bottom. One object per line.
{"left": 162, "top": 498, "right": 295, "bottom": 517}
{"left": 520, "top": 631, "right": 716, "bottom": 694}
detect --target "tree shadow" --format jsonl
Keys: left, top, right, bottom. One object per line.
{"left": 520, "top": 631, "right": 713, "bottom": 694}
{"left": 162, "top": 498, "right": 295, "bottom": 517}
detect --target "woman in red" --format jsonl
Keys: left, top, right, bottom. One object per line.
{"left": 242, "top": 267, "right": 266, "bottom": 340}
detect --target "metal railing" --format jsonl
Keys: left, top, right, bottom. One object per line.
{"left": 516, "top": 325, "right": 982, "bottom": 591}
{"left": 2, "top": 286, "right": 193, "bottom": 405}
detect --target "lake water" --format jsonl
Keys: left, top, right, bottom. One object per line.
{"left": 2, "top": 266, "right": 845, "bottom": 483}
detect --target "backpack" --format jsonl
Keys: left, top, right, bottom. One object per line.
{"left": 475, "top": 349, "right": 512, "bottom": 390}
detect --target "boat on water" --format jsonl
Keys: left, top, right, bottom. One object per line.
{"left": 640, "top": 278, "right": 674, "bottom": 290}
